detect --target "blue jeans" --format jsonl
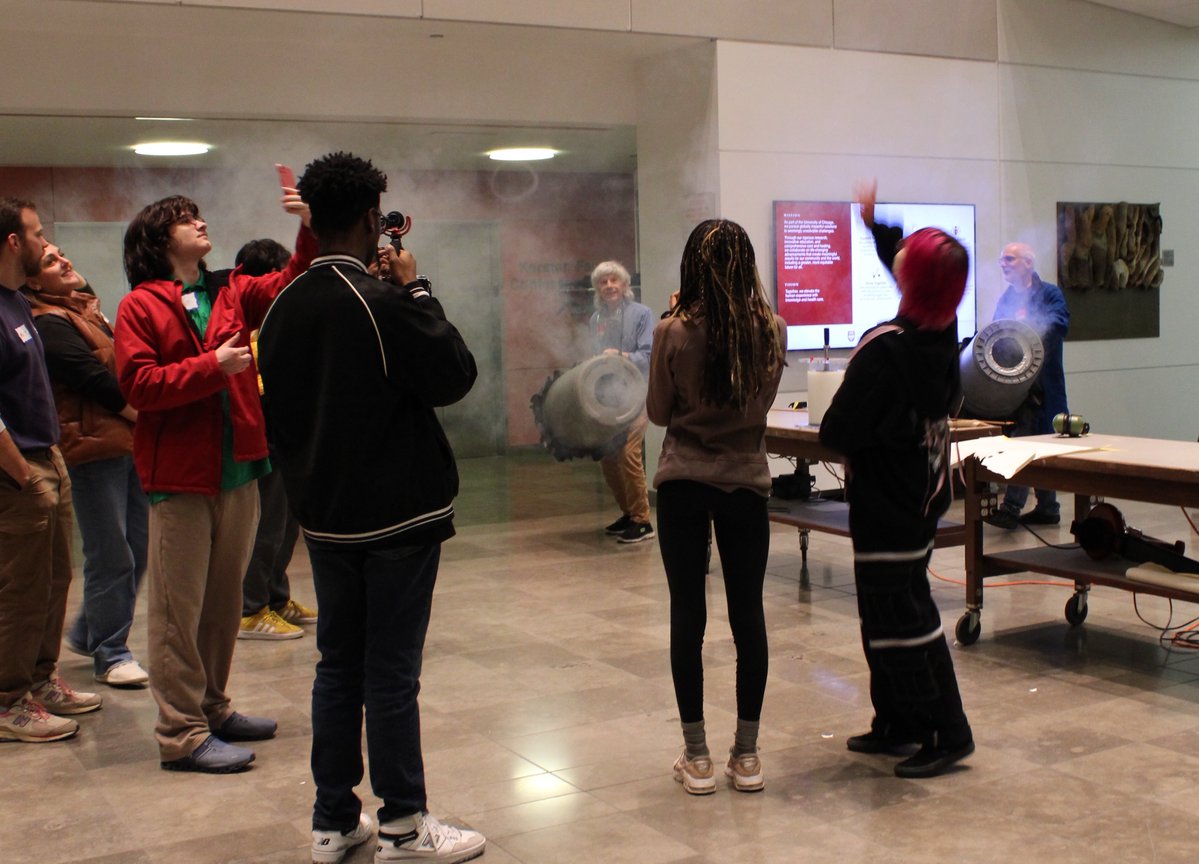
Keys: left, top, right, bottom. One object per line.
{"left": 66, "top": 455, "right": 149, "bottom": 675}
{"left": 1000, "top": 483, "right": 1058, "bottom": 518}
{"left": 308, "top": 541, "right": 440, "bottom": 832}
{"left": 1002, "top": 409, "right": 1058, "bottom": 517}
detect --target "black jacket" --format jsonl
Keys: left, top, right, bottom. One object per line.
{"left": 818, "top": 316, "right": 959, "bottom": 553}
{"left": 257, "top": 254, "right": 477, "bottom": 549}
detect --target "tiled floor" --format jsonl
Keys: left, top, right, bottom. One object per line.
{"left": 9, "top": 451, "right": 1199, "bottom": 863}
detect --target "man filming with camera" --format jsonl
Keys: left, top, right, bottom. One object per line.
{"left": 257, "top": 152, "right": 483, "bottom": 864}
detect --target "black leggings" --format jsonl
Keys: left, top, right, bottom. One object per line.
{"left": 657, "top": 480, "right": 770, "bottom": 724}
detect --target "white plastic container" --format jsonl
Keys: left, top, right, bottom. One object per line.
{"left": 806, "top": 358, "right": 847, "bottom": 425}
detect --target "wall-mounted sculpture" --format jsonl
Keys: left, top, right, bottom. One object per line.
{"left": 1057, "top": 201, "right": 1162, "bottom": 292}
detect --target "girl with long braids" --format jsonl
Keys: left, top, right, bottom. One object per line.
{"left": 647, "top": 219, "right": 787, "bottom": 795}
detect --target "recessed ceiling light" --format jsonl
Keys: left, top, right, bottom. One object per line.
{"left": 133, "top": 141, "right": 211, "bottom": 156}
{"left": 487, "top": 147, "right": 557, "bottom": 162}
{"left": 135, "top": 116, "right": 194, "bottom": 122}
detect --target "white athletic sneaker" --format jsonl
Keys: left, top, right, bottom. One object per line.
{"left": 672, "top": 749, "right": 717, "bottom": 795}
{"left": 312, "top": 812, "right": 373, "bottom": 864}
{"left": 725, "top": 749, "right": 765, "bottom": 792}
{"left": 95, "top": 659, "right": 149, "bottom": 687}
{"left": 375, "top": 812, "right": 485, "bottom": 863}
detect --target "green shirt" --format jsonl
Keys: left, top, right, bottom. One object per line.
{"left": 148, "top": 272, "right": 269, "bottom": 504}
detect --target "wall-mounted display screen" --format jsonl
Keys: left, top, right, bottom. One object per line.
{"left": 773, "top": 200, "right": 977, "bottom": 350}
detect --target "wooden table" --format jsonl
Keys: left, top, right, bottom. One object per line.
{"left": 764, "top": 410, "right": 1000, "bottom": 570}
{"left": 958, "top": 433, "right": 1199, "bottom": 644}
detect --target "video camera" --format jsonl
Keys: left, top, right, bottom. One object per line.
{"left": 379, "top": 210, "right": 412, "bottom": 250}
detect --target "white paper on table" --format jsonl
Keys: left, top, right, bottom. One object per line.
{"left": 949, "top": 436, "right": 1102, "bottom": 479}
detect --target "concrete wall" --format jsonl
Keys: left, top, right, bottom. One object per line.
{"left": 657, "top": 0, "right": 1199, "bottom": 445}
{"left": 8, "top": 0, "right": 1199, "bottom": 459}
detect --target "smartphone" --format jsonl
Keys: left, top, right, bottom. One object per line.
{"left": 275, "top": 163, "right": 296, "bottom": 190}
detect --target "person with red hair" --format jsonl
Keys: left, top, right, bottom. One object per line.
{"left": 818, "top": 181, "right": 974, "bottom": 779}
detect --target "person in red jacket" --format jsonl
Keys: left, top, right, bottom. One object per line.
{"left": 114, "top": 188, "right": 315, "bottom": 773}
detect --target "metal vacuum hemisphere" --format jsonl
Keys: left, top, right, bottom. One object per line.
{"left": 959, "top": 318, "right": 1045, "bottom": 418}
{"left": 536, "top": 354, "right": 646, "bottom": 455}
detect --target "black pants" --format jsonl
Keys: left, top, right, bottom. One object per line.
{"left": 657, "top": 480, "right": 770, "bottom": 724}
{"left": 854, "top": 547, "right": 971, "bottom": 746}
{"left": 242, "top": 468, "right": 300, "bottom": 616}
{"left": 308, "top": 542, "right": 438, "bottom": 829}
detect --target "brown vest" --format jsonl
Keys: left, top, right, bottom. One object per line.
{"left": 28, "top": 291, "right": 133, "bottom": 466}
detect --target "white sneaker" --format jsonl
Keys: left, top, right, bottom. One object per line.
{"left": 725, "top": 749, "right": 764, "bottom": 792}
{"left": 376, "top": 812, "right": 485, "bottom": 863}
{"left": 95, "top": 660, "right": 149, "bottom": 687}
{"left": 313, "top": 812, "right": 373, "bottom": 864}
{"left": 672, "top": 749, "right": 716, "bottom": 795}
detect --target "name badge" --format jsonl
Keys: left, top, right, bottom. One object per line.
{"left": 182, "top": 293, "right": 198, "bottom": 311}
{"left": 15, "top": 324, "right": 32, "bottom": 343}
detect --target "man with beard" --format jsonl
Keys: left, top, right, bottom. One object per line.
{"left": 0, "top": 198, "right": 97, "bottom": 743}
{"left": 983, "top": 242, "right": 1070, "bottom": 529}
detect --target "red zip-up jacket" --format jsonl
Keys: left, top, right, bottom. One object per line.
{"left": 114, "top": 226, "right": 316, "bottom": 495}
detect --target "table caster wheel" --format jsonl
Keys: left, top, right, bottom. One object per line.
{"left": 1065, "top": 593, "right": 1089, "bottom": 626}
{"left": 955, "top": 611, "right": 981, "bottom": 645}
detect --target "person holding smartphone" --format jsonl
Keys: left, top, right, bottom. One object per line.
{"left": 114, "top": 182, "right": 316, "bottom": 773}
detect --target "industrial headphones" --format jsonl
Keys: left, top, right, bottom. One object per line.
{"left": 1053, "top": 412, "right": 1090, "bottom": 437}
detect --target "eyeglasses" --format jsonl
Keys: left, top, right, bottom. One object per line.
{"left": 997, "top": 255, "right": 1028, "bottom": 264}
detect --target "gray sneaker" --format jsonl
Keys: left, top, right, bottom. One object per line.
{"left": 160, "top": 735, "right": 254, "bottom": 773}
{"left": 313, "top": 813, "right": 373, "bottom": 863}
{"left": 215, "top": 711, "right": 277, "bottom": 742}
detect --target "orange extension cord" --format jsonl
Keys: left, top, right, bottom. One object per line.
{"left": 924, "top": 506, "right": 1199, "bottom": 649}
{"left": 802, "top": 456, "right": 1199, "bottom": 647}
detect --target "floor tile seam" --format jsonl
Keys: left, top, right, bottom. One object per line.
{"left": 456, "top": 785, "right": 611, "bottom": 829}
{"left": 475, "top": 804, "right": 646, "bottom": 850}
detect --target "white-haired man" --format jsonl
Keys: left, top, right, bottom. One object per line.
{"left": 590, "top": 260, "right": 655, "bottom": 543}
{"left": 984, "top": 242, "right": 1069, "bottom": 529}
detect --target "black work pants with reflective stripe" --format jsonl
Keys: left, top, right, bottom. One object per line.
{"left": 854, "top": 547, "right": 971, "bottom": 747}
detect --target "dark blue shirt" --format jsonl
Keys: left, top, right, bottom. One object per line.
{"left": 992, "top": 273, "right": 1069, "bottom": 432}
{"left": 0, "top": 285, "right": 59, "bottom": 450}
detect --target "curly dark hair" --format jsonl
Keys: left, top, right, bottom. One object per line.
{"left": 298, "top": 152, "right": 388, "bottom": 238}
{"left": 234, "top": 238, "right": 290, "bottom": 276}
{"left": 670, "top": 219, "right": 785, "bottom": 410}
{"left": 124, "top": 195, "right": 201, "bottom": 286}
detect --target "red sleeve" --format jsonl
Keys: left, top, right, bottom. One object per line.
{"left": 115, "top": 291, "right": 226, "bottom": 412}
{"left": 238, "top": 224, "right": 318, "bottom": 328}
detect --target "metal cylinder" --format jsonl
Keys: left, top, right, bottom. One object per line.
{"left": 540, "top": 354, "right": 646, "bottom": 451}
{"left": 959, "top": 318, "right": 1044, "bottom": 418}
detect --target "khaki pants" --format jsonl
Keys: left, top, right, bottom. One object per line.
{"left": 600, "top": 411, "right": 651, "bottom": 524}
{"left": 0, "top": 448, "right": 73, "bottom": 708}
{"left": 147, "top": 482, "right": 259, "bottom": 760}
